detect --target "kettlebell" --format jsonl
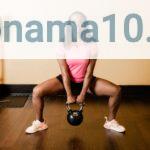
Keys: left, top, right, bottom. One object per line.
{"left": 66, "top": 102, "right": 84, "bottom": 126}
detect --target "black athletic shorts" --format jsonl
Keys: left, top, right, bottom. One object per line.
{"left": 56, "top": 74, "right": 96, "bottom": 95}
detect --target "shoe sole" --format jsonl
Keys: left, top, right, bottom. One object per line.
{"left": 25, "top": 126, "right": 48, "bottom": 134}
{"left": 103, "top": 125, "right": 125, "bottom": 133}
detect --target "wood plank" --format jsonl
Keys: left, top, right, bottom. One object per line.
{"left": 0, "top": 96, "right": 149, "bottom": 150}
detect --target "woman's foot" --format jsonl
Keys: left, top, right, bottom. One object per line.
{"left": 25, "top": 120, "right": 48, "bottom": 134}
{"left": 103, "top": 116, "right": 125, "bottom": 133}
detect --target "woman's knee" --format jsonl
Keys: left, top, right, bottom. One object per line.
{"left": 111, "top": 85, "right": 121, "bottom": 97}
{"left": 32, "top": 85, "right": 44, "bottom": 98}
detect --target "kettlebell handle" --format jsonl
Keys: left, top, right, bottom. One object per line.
{"left": 66, "top": 102, "right": 84, "bottom": 112}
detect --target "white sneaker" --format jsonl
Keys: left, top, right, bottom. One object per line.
{"left": 103, "top": 116, "right": 126, "bottom": 133}
{"left": 25, "top": 120, "right": 48, "bottom": 134}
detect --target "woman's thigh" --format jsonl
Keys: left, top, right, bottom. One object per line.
{"left": 89, "top": 77, "right": 120, "bottom": 96}
{"left": 33, "top": 77, "right": 65, "bottom": 96}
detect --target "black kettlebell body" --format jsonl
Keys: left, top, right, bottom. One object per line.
{"left": 66, "top": 103, "right": 84, "bottom": 126}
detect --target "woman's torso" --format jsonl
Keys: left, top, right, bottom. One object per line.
{"left": 57, "top": 43, "right": 97, "bottom": 83}
{"left": 66, "top": 59, "right": 90, "bottom": 83}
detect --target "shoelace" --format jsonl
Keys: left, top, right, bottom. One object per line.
{"left": 32, "top": 121, "right": 41, "bottom": 128}
{"left": 105, "top": 116, "right": 120, "bottom": 127}
{"left": 111, "top": 120, "right": 120, "bottom": 127}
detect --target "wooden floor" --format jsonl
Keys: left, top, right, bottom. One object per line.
{"left": 0, "top": 96, "right": 150, "bottom": 150}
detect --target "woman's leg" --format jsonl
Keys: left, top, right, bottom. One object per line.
{"left": 90, "top": 78, "right": 121, "bottom": 121}
{"left": 32, "top": 77, "right": 64, "bottom": 122}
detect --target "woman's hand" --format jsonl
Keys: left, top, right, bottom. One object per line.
{"left": 76, "top": 94, "right": 85, "bottom": 104}
{"left": 67, "top": 95, "right": 76, "bottom": 104}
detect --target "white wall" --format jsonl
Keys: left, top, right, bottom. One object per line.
{"left": 0, "top": 0, "right": 150, "bottom": 59}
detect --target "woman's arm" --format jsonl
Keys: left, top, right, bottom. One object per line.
{"left": 77, "top": 59, "right": 97, "bottom": 103}
{"left": 57, "top": 59, "right": 76, "bottom": 103}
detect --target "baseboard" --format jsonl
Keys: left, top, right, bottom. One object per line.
{"left": 121, "top": 86, "right": 150, "bottom": 98}
{"left": 0, "top": 84, "right": 150, "bottom": 98}
{"left": 0, "top": 84, "right": 36, "bottom": 97}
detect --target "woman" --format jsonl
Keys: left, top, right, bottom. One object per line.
{"left": 25, "top": 12, "right": 125, "bottom": 134}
